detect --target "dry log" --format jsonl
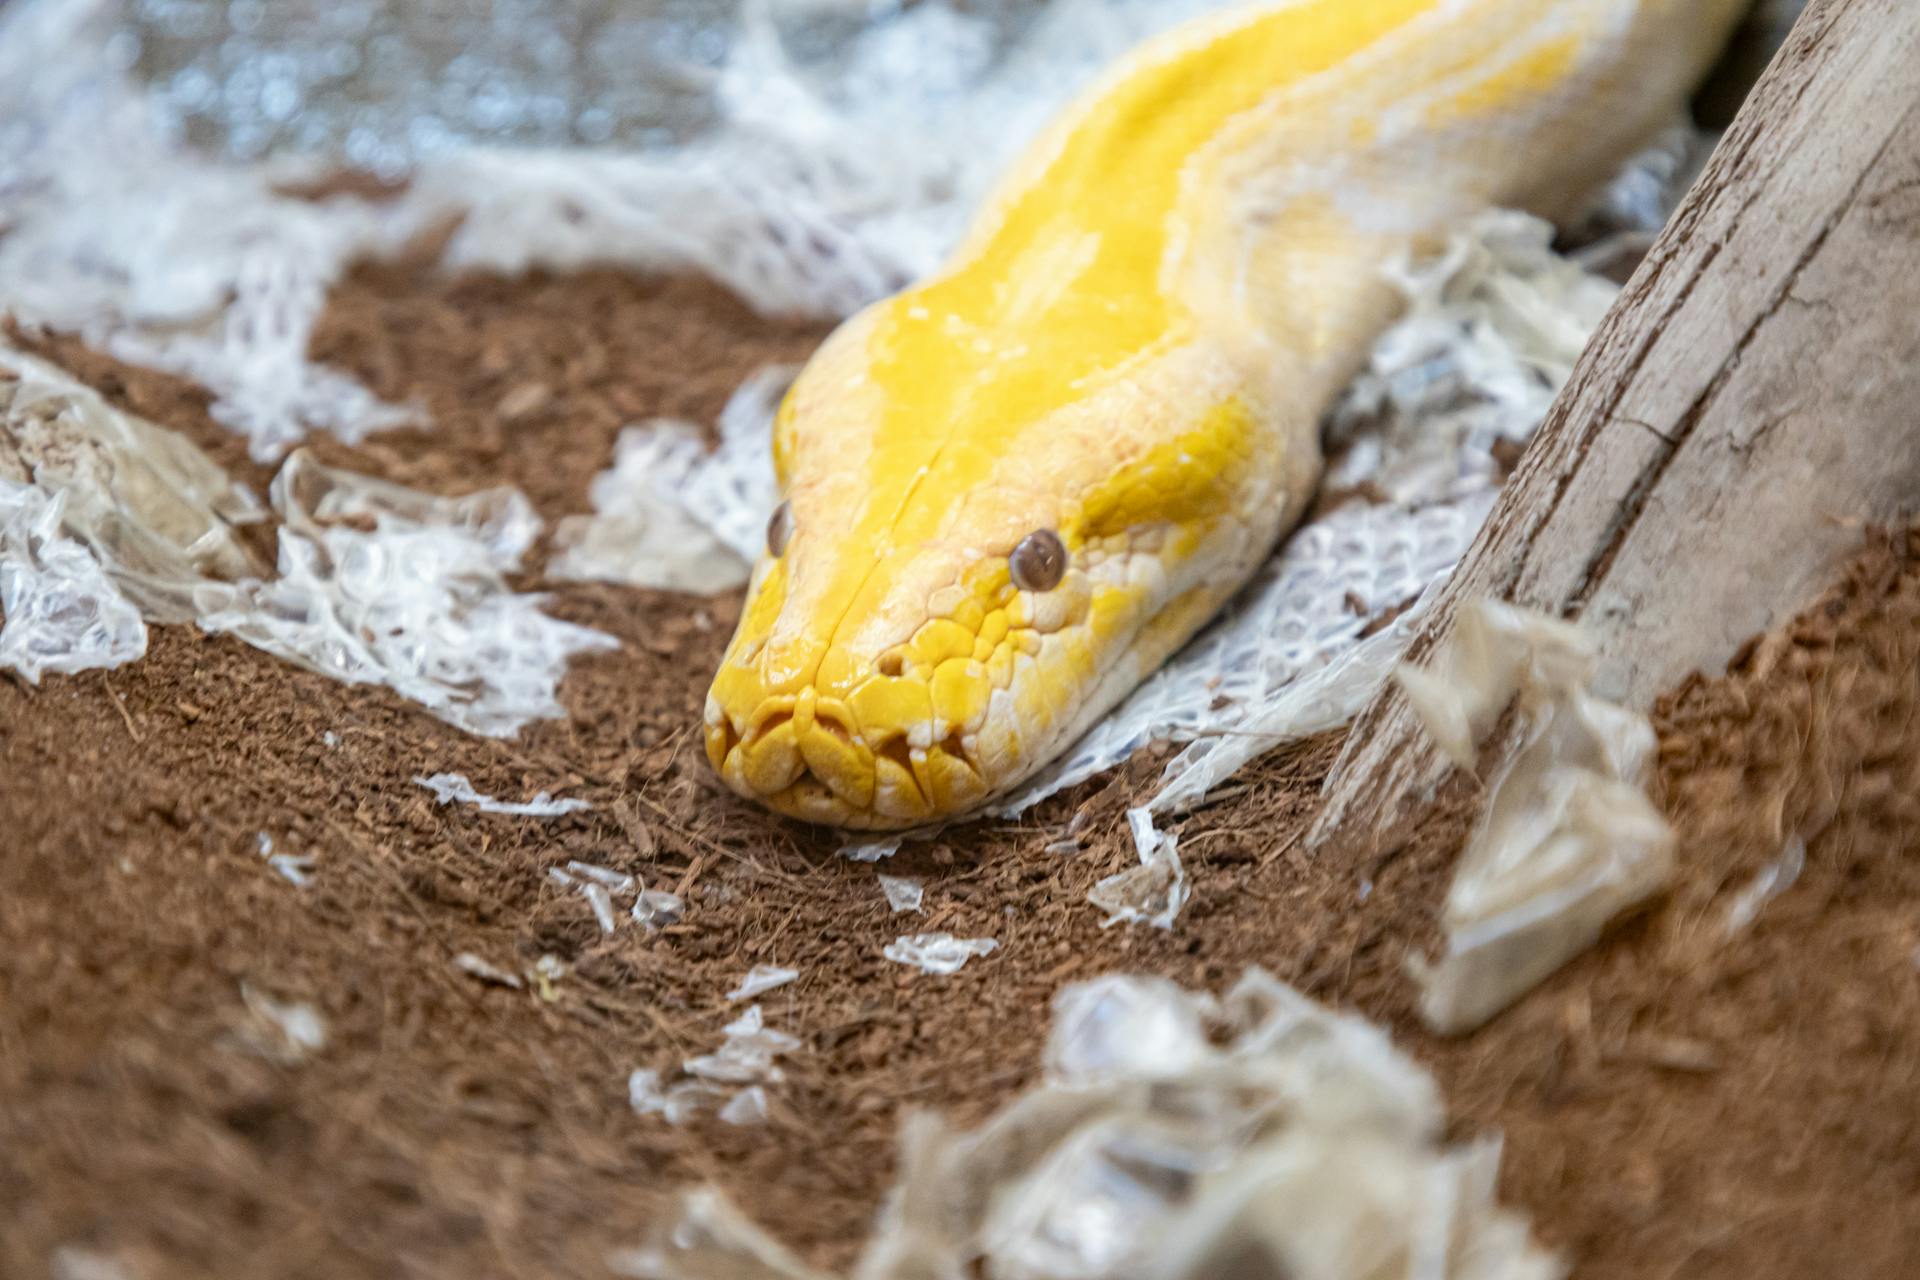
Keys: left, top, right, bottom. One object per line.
{"left": 1314, "top": 0, "right": 1920, "bottom": 851}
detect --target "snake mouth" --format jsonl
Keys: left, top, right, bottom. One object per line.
{"left": 705, "top": 688, "right": 991, "bottom": 829}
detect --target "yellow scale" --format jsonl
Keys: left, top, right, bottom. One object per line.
{"left": 706, "top": 0, "right": 1745, "bottom": 829}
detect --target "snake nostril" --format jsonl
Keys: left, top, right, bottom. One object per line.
{"left": 873, "top": 734, "right": 913, "bottom": 775}
{"left": 876, "top": 649, "right": 906, "bottom": 678}
{"left": 752, "top": 708, "right": 794, "bottom": 742}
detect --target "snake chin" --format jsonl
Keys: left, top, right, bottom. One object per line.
{"left": 704, "top": 685, "right": 993, "bottom": 829}
{"left": 703, "top": 558, "right": 1086, "bottom": 829}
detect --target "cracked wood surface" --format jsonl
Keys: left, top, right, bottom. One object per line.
{"left": 1314, "top": 0, "right": 1920, "bottom": 851}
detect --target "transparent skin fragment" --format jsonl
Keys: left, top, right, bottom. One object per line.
{"left": 236, "top": 984, "right": 327, "bottom": 1065}
{"left": 452, "top": 953, "right": 523, "bottom": 990}
{"left": 625, "top": 970, "right": 1554, "bottom": 1280}
{"left": 1722, "top": 836, "right": 1804, "bottom": 935}
{"left": 550, "top": 421, "right": 758, "bottom": 595}
{"left": 551, "top": 368, "right": 796, "bottom": 594}
{"left": 0, "top": 347, "right": 266, "bottom": 682}
{"left": 635, "top": 889, "right": 688, "bottom": 929}
{"left": 0, "top": 360, "right": 609, "bottom": 733}
{"left": 719, "top": 1086, "right": 771, "bottom": 1127}
{"left": 0, "top": 483, "right": 147, "bottom": 682}
{"left": 630, "top": 1005, "right": 801, "bottom": 1131}
{"left": 414, "top": 772, "right": 592, "bottom": 817}
{"left": 943, "top": 971, "right": 1538, "bottom": 1280}
{"left": 1043, "top": 974, "right": 1215, "bottom": 1083}
{"left": 1086, "top": 809, "right": 1188, "bottom": 930}
{"left": 877, "top": 875, "right": 925, "bottom": 914}
{"left": 726, "top": 965, "right": 799, "bottom": 1001}
{"left": 197, "top": 451, "right": 616, "bottom": 739}
{"left": 882, "top": 933, "right": 998, "bottom": 975}
{"left": 1, "top": 348, "right": 267, "bottom": 620}
{"left": 1398, "top": 601, "right": 1676, "bottom": 1034}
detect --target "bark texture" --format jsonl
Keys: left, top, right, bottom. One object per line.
{"left": 1314, "top": 0, "right": 1920, "bottom": 850}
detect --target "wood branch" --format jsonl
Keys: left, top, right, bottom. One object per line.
{"left": 1313, "top": 0, "right": 1920, "bottom": 852}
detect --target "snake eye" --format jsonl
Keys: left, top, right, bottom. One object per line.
{"left": 1009, "top": 529, "right": 1066, "bottom": 592}
{"left": 766, "top": 501, "right": 793, "bottom": 557}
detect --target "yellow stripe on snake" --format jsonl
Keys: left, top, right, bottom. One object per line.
{"left": 706, "top": 0, "right": 1743, "bottom": 829}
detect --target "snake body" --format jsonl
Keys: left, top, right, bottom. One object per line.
{"left": 705, "top": 0, "right": 1743, "bottom": 829}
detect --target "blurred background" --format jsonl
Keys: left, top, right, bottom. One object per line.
{"left": 93, "top": 0, "right": 1064, "bottom": 171}
{"left": 49, "top": 0, "right": 1807, "bottom": 175}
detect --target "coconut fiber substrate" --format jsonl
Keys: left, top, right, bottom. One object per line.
{"left": 2, "top": 263, "right": 1917, "bottom": 1280}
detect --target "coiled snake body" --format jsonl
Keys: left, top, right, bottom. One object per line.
{"left": 706, "top": 0, "right": 1743, "bottom": 829}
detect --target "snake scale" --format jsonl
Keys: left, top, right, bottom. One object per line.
{"left": 705, "top": 0, "right": 1745, "bottom": 829}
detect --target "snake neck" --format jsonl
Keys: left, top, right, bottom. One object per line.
{"left": 915, "top": 0, "right": 1748, "bottom": 405}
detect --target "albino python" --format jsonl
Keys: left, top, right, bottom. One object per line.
{"left": 706, "top": 0, "right": 1744, "bottom": 829}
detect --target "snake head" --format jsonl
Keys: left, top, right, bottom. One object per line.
{"left": 703, "top": 289, "right": 1297, "bottom": 830}
{"left": 703, "top": 307, "right": 1057, "bottom": 827}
